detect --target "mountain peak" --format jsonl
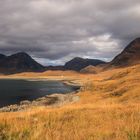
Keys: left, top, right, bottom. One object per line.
{"left": 133, "top": 37, "right": 140, "bottom": 41}
{"left": 15, "top": 52, "right": 29, "bottom": 55}
{"left": 125, "top": 38, "right": 140, "bottom": 50}
{"left": 10, "top": 52, "right": 31, "bottom": 58}
{"left": 73, "top": 57, "right": 84, "bottom": 60}
{"left": 109, "top": 38, "right": 140, "bottom": 67}
{"left": 69, "top": 57, "right": 85, "bottom": 62}
{"left": 0, "top": 52, "right": 45, "bottom": 74}
{"left": 64, "top": 57, "right": 106, "bottom": 71}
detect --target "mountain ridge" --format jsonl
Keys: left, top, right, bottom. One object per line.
{"left": 109, "top": 38, "right": 140, "bottom": 67}
{"left": 64, "top": 57, "right": 106, "bottom": 71}
{"left": 0, "top": 52, "right": 45, "bottom": 74}
{"left": 0, "top": 38, "right": 140, "bottom": 74}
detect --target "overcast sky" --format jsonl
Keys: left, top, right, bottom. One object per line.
{"left": 0, "top": 0, "right": 140, "bottom": 65}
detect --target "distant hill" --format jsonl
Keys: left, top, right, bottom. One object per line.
{"left": 64, "top": 57, "right": 106, "bottom": 71}
{"left": 1, "top": 38, "right": 139, "bottom": 74}
{"left": 0, "top": 52, "right": 45, "bottom": 74}
{"left": 45, "top": 66, "right": 65, "bottom": 71}
{"left": 80, "top": 65, "right": 99, "bottom": 74}
{"left": 0, "top": 52, "right": 105, "bottom": 73}
{"left": 109, "top": 38, "right": 140, "bottom": 67}
{"left": 0, "top": 54, "right": 6, "bottom": 59}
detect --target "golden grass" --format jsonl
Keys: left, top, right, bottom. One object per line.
{"left": 0, "top": 65, "right": 140, "bottom": 140}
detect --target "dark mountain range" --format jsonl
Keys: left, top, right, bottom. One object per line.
{"left": 109, "top": 38, "right": 140, "bottom": 67}
{"left": 0, "top": 52, "right": 105, "bottom": 74}
{"left": 72, "top": 38, "right": 140, "bottom": 73}
{"left": 64, "top": 57, "right": 106, "bottom": 71}
{"left": 0, "top": 54, "right": 6, "bottom": 59}
{"left": 45, "top": 65, "right": 65, "bottom": 71}
{"left": 45, "top": 57, "right": 106, "bottom": 72}
{"left": 0, "top": 38, "right": 139, "bottom": 74}
{"left": 0, "top": 52, "right": 45, "bottom": 74}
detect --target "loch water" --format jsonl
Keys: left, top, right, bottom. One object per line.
{"left": 0, "top": 79, "right": 78, "bottom": 107}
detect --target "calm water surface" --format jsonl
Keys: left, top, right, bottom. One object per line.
{"left": 0, "top": 79, "right": 77, "bottom": 107}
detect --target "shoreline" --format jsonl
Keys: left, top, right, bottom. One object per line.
{"left": 0, "top": 78, "right": 81, "bottom": 112}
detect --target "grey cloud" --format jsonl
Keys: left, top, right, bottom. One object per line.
{"left": 0, "top": 0, "right": 140, "bottom": 65}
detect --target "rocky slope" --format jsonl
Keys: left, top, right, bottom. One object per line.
{"left": 109, "top": 38, "right": 140, "bottom": 67}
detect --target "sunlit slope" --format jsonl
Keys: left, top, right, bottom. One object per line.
{"left": 0, "top": 64, "right": 140, "bottom": 140}
{"left": 79, "top": 64, "right": 140, "bottom": 104}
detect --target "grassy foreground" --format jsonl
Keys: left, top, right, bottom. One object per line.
{"left": 0, "top": 65, "right": 140, "bottom": 140}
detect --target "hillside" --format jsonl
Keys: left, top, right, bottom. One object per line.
{"left": 45, "top": 57, "right": 106, "bottom": 72}
{"left": 0, "top": 52, "right": 45, "bottom": 74}
{"left": 109, "top": 38, "right": 140, "bottom": 67}
{"left": 80, "top": 65, "right": 99, "bottom": 74}
{"left": 0, "top": 64, "right": 140, "bottom": 140}
{"left": 0, "top": 39, "right": 139, "bottom": 140}
{"left": 64, "top": 57, "right": 106, "bottom": 71}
